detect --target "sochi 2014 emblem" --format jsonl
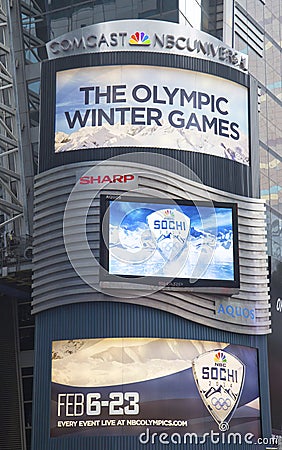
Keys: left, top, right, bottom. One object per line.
{"left": 192, "top": 349, "right": 245, "bottom": 431}
{"left": 147, "top": 209, "right": 190, "bottom": 262}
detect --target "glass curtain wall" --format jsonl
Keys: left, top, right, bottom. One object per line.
{"left": 234, "top": 0, "right": 281, "bottom": 260}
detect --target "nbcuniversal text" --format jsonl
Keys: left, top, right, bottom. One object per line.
{"left": 48, "top": 28, "right": 247, "bottom": 70}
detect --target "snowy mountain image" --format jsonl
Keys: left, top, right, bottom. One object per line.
{"left": 55, "top": 119, "right": 249, "bottom": 165}
{"left": 55, "top": 124, "right": 138, "bottom": 151}
{"left": 52, "top": 338, "right": 227, "bottom": 387}
{"left": 110, "top": 225, "right": 233, "bottom": 280}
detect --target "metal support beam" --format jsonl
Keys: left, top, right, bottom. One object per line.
{"left": 0, "top": 0, "right": 34, "bottom": 272}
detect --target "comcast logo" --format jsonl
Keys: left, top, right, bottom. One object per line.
{"left": 129, "top": 32, "right": 151, "bottom": 46}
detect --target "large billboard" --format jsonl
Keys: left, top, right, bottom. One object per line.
{"left": 99, "top": 195, "right": 239, "bottom": 289}
{"left": 51, "top": 338, "right": 260, "bottom": 440}
{"left": 55, "top": 65, "right": 249, "bottom": 165}
{"left": 268, "top": 259, "right": 282, "bottom": 435}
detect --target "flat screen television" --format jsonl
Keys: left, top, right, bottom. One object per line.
{"left": 99, "top": 195, "right": 240, "bottom": 291}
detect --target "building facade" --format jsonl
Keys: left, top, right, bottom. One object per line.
{"left": 0, "top": 1, "right": 281, "bottom": 449}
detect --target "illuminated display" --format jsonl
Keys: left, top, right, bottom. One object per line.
{"left": 50, "top": 338, "right": 260, "bottom": 438}
{"left": 99, "top": 195, "right": 240, "bottom": 289}
{"left": 55, "top": 65, "right": 249, "bottom": 165}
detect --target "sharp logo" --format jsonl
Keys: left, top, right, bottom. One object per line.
{"left": 192, "top": 349, "right": 245, "bottom": 432}
{"left": 79, "top": 174, "right": 135, "bottom": 184}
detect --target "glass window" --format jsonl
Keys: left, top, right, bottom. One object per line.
{"left": 260, "top": 146, "right": 269, "bottom": 176}
{"left": 19, "top": 327, "right": 34, "bottom": 351}
{"left": 21, "top": 367, "right": 34, "bottom": 376}
{"left": 24, "top": 402, "right": 33, "bottom": 428}
{"left": 25, "top": 429, "right": 32, "bottom": 450}
{"left": 18, "top": 303, "right": 34, "bottom": 327}
{"left": 23, "top": 376, "right": 33, "bottom": 402}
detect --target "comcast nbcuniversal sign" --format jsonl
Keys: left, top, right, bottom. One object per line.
{"left": 46, "top": 19, "right": 248, "bottom": 71}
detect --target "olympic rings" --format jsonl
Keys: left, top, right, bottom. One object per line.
{"left": 211, "top": 397, "right": 231, "bottom": 410}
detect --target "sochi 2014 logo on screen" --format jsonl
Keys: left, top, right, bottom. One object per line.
{"left": 146, "top": 209, "right": 190, "bottom": 263}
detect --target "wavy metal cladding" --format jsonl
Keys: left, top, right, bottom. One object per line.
{"left": 32, "top": 161, "right": 270, "bottom": 334}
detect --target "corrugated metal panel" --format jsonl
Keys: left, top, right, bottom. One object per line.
{"left": 31, "top": 301, "right": 271, "bottom": 450}
{"left": 0, "top": 298, "right": 25, "bottom": 450}
{"left": 32, "top": 161, "right": 270, "bottom": 335}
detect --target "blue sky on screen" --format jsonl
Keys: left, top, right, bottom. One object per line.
{"left": 109, "top": 200, "right": 233, "bottom": 233}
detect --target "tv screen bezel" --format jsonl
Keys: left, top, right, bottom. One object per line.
{"left": 99, "top": 194, "right": 240, "bottom": 291}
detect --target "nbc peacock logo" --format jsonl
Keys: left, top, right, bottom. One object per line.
{"left": 164, "top": 209, "right": 175, "bottom": 219}
{"left": 129, "top": 32, "right": 151, "bottom": 46}
{"left": 214, "top": 351, "right": 227, "bottom": 366}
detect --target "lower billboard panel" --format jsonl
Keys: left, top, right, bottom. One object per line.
{"left": 268, "top": 259, "right": 282, "bottom": 435}
{"left": 51, "top": 338, "right": 260, "bottom": 439}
